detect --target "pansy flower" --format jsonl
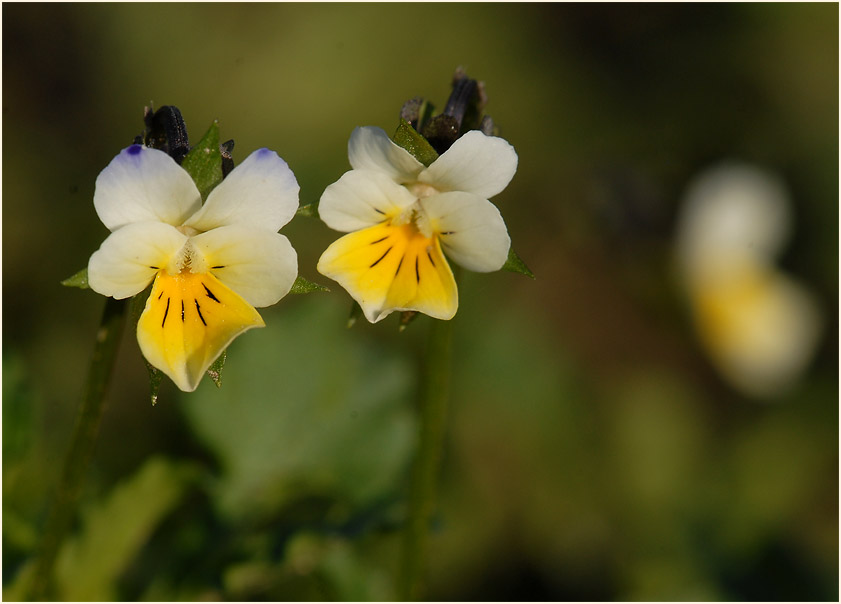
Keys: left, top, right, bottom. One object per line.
{"left": 87, "top": 144, "right": 299, "bottom": 391}
{"left": 317, "top": 126, "right": 517, "bottom": 323}
{"left": 676, "top": 163, "right": 822, "bottom": 398}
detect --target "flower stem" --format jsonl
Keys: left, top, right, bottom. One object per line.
{"left": 26, "top": 297, "right": 128, "bottom": 600}
{"left": 398, "top": 317, "right": 453, "bottom": 601}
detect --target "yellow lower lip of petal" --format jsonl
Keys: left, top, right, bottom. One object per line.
{"left": 137, "top": 271, "right": 264, "bottom": 392}
{"left": 690, "top": 264, "right": 819, "bottom": 396}
{"left": 317, "top": 223, "right": 457, "bottom": 322}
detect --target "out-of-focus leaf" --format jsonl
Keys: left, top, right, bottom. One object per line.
{"left": 290, "top": 275, "right": 330, "bottom": 294}
{"left": 392, "top": 119, "right": 439, "bottom": 167}
{"left": 60, "top": 268, "right": 89, "bottom": 289}
{"left": 3, "top": 355, "right": 35, "bottom": 462}
{"left": 501, "top": 247, "right": 535, "bottom": 278}
{"left": 181, "top": 121, "right": 222, "bottom": 201}
{"left": 317, "top": 535, "right": 392, "bottom": 601}
{"left": 53, "top": 457, "right": 197, "bottom": 601}
{"left": 181, "top": 298, "right": 416, "bottom": 522}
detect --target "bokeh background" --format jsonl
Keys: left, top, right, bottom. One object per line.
{"left": 3, "top": 3, "right": 838, "bottom": 601}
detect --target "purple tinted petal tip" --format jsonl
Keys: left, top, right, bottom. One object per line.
{"left": 257, "top": 147, "right": 275, "bottom": 158}
{"left": 127, "top": 144, "right": 143, "bottom": 155}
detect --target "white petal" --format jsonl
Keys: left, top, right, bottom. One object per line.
{"left": 676, "top": 163, "right": 791, "bottom": 274}
{"left": 348, "top": 126, "right": 424, "bottom": 184}
{"left": 421, "top": 192, "right": 510, "bottom": 272}
{"left": 419, "top": 130, "right": 518, "bottom": 199}
{"left": 93, "top": 145, "right": 202, "bottom": 231}
{"left": 319, "top": 169, "right": 417, "bottom": 232}
{"left": 190, "top": 225, "right": 298, "bottom": 307}
{"left": 184, "top": 148, "right": 299, "bottom": 233}
{"left": 87, "top": 222, "right": 188, "bottom": 299}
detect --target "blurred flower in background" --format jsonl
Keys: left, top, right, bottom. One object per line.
{"left": 675, "top": 163, "right": 823, "bottom": 398}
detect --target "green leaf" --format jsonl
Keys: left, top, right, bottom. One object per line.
{"left": 181, "top": 120, "right": 222, "bottom": 200}
{"left": 290, "top": 275, "right": 330, "bottom": 294}
{"left": 52, "top": 457, "right": 197, "bottom": 601}
{"left": 61, "top": 268, "right": 89, "bottom": 289}
{"left": 502, "top": 247, "right": 535, "bottom": 279}
{"left": 296, "top": 201, "right": 320, "bottom": 219}
{"left": 207, "top": 350, "right": 226, "bottom": 388}
{"left": 180, "top": 300, "right": 416, "bottom": 522}
{"left": 392, "top": 119, "right": 439, "bottom": 167}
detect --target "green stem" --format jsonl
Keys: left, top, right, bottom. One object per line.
{"left": 26, "top": 297, "right": 128, "bottom": 600}
{"left": 398, "top": 317, "right": 453, "bottom": 601}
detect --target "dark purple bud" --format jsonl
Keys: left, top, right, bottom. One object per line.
{"left": 142, "top": 105, "right": 190, "bottom": 164}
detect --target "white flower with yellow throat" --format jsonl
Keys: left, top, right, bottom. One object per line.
{"left": 317, "top": 126, "right": 518, "bottom": 323}
{"left": 87, "top": 144, "right": 299, "bottom": 391}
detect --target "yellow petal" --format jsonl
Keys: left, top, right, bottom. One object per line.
{"left": 690, "top": 264, "right": 821, "bottom": 398}
{"left": 317, "top": 223, "right": 457, "bottom": 323}
{"left": 137, "top": 271, "right": 265, "bottom": 392}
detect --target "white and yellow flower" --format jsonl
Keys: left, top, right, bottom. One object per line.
{"left": 676, "top": 163, "right": 822, "bottom": 398}
{"left": 87, "top": 144, "right": 299, "bottom": 391}
{"left": 317, "top": 126, "right": 517, "bottom": 323}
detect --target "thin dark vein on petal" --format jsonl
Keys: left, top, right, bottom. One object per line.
{"left": 203, "top": 283, "right": 221, "bottom": 303}
{"left": 162, "top": 298, "right": 170, "bottom": 327}
{"left": 195, "top": 299, "right": 207, "bottom": 326}
{"left": 395, "top": 255, "right": 404, "bottom": 276}
{"left": 415, "top": 256, "right": 420, "bottom": 283}
{"left": 370, "top": 246, "right": 392, "bottom": 267}
{"left": 370, "top": 236, "right": 389, "bottom": 245}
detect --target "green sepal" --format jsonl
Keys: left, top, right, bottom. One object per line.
{"left": 392, "top": 119, "right": 439, "bottom": 167}
{"left": 206, "top": 350, "right": 226, "bottom": 388}
{"left": 145, "top": 362, "right": 163, "bottom": 406}
{"left": 296, "top": 201, "right": 320, "bottom": 219}
{"left": 126, "top": 282, "right": 168, "bottom": 404}
{"left": 347, "top": 301, "right": 363, "bottom": 328}
{"left": 181, "top": 120, "right": 223, "bottom": 201}
{"left": 398, "top": 310, "right": 420, "bottom": 332}
{"left": 61, "top": 268, "right": 90, "bottom": 289}
{"left": 502, "top": 247, "right": 535, "bottom": 279}
{"left": 290, "top": 275, "right": 330, "bottom": 294}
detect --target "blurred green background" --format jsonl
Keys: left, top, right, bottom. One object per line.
{"left": 3, "top": 3, "right": 838, "bottom": 601}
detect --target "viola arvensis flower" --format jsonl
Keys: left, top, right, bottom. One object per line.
{"left": 676, "top": 163, "right": 822, "bottom": 398}
{"left": 87, "top": 144, "right": 299, "bottom": 391}
{"left": 317, "top": 126, "right": 517, "bottom": 323}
